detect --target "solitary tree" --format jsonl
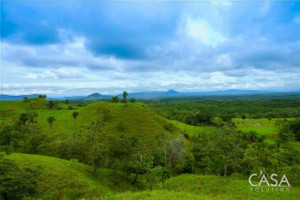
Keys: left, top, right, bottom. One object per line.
{"left": 122, "top": 91, "right": 128, "bottom": 103}
{"left": 38, "top": 94, "right": 47, "bottom": 99}
{"left": 19, "top": 113, "right": 29, "bottom": 124}
{"left": 241, "top": 114, "right": 246, "bottom": 125}
{"left": 72, "top": 111, "right": 79, "bottom": 126}
{"left": 65, "top": 99, "right": 69, "bottom": 104}
{"left": 130, "top": 98, "right": 136, "bottom": 103}
{"left": 48, "top": 101, "right": 54, "bottom": 109}
{"left": 268, "top": 116, "right": 272, "bottom": 126}
{"left": 47, "top": 116, "right": 55, "bottom": 129}
{"left": 23, "top": 97, "right": 28, "bottom": 102}
{"left": 85, "top": 121, "right": 107, "bottom": 173}
{"left": 111, "top": 96, "right": 119, "bottom": 103}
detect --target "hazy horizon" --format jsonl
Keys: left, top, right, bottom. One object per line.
{"left": 1, "top": 1, "right": 300, "bottom": 95}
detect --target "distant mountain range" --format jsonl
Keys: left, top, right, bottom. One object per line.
{"left": 83, "top": 93, "right": 112, "bottom": 101}
{"left": 1, "top": 89, "right": 300, "bottom": 101}
{"left": 0, "top": 94, "right": 39, "bottom": 100}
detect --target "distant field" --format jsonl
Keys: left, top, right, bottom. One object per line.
{"left": 170, "top": 120, "right": 217, "bottom": 136}
{"left": 170, "top": 117, "right": 293, "bottom": 138}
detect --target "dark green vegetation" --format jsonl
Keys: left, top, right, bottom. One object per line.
{"left": 0, "top": 94, "right": 300, "bottom": 199}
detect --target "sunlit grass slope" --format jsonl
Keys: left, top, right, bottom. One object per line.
{"left": 233, "top": 118, "right": 283, "bottom": 136}
{"left": 170, "top": 120, "right": 217, "bottom": 136}
{"left": 3, "top": 153, "right": 133, "bottom": 199}
{"left": 158, "top": 174, "right": 300, "bottom": 200}
{"left": 105, "top": 174, "right": 300, "bottom": 200}
{"left": 170, "top": 117, "right": 286, "bottom": 139}
{"left": 0, "top": 101, "right": 180, "bottom": 148}
{"left": 107, "top": 190, "right": 211, "bottom": 200}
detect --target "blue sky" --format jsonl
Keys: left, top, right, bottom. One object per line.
{"left": 1, "top": 0, "right": 299, "bottom": 96}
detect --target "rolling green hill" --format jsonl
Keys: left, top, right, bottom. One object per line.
{"left": 5, "top": 153, "right": 299, "bottom": 200}
{"left": 3, "top": 153, "right": 133, "bottom": 199}
{"left": 0, "top": 101, "right": 180, "bottom": 148}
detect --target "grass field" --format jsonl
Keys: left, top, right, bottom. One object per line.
{"left": 105, "top": 174, "right": 300, "bottom": 200}
{"left": 171, "top": 117, "right": 285, "bottom": 138}
{"left": 170, "top": 120, "right": 217, "bottom": 136}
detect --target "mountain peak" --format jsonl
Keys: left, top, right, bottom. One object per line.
{"left": 166, "top": 89, "right": 178, "bottom": 94}
{"left": 87, "top": 93, "right": 103, "bottom": 98}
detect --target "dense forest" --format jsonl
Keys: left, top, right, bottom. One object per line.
{"left": 147, "top": 95, "right": 300, "bottom": 126}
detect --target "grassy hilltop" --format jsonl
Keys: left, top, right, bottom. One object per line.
{"left": 0, "top": 99, "right": 179, "bottom": 148}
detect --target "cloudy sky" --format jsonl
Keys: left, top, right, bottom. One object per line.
{"left": 1, "top": 0, "right": 299, "bottom": 96}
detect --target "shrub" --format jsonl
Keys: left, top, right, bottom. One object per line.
{"left": 0, "top": 158, "right": 37, "bottom": 200}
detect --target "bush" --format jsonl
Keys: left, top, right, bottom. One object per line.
{"left": 0, "top": 158, "right": 37, "bottom": 200}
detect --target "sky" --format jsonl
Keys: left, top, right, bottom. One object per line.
{"left": 1, "top": 0, "right": 300, "bottom": 96}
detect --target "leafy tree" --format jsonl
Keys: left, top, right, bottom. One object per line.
{"left": 130, "top": 98, "right": 136, "bottom": 103}
{"left": 125, "top": 137, "right": 153, "bottom": 184}
{"left": 25, "top": 125, "right": 46, "bottom": 154}
{"left": 157, "top": 134, "right": 186, "bottom": 175}
{"left": 23, "top": 97, "right": 28, "bottom": 102}
{"left": 0, "top": 159, "right": 37, "bottom": 200}
{"left": 194, "top": 111, "right": 213, "bottom": 126}
{"left": 241, "top": 114, "right": 246, "bottom": 124}
{"left": 47, "top": 116, "right": 55, "bottom": 129}
{"left": 109, "top": 135, "right": 132, "bottom": 177}
{"left": 72, "top": 111, "right": 79, "bottom": 126}
{"left": 26, "top": 111, "right": 38, "bottom": 124}
{"left": 145, "top": 166, "right": 168, "bottom": 190}
{"left": 0, "top": 124, "right": 25, "bottom": 150}
{"left": 266, "top": 112, "right": 276, "bottom": 126}
{"left": 219, "top": 113, "right": 234, "bottom": 123}
{"left": 19, "top": 113, "right": 29, "bottom": 124}
{"left": 286, "top": 120, "right": 300, "bottom": 141}
{"left": 215, "top": 127, "right": 244, "bottom": 176}
{"left": 48, "top": 100, "right": 54, "bottom": 109}
{"left": 38, "top": 94, "right": 47, "bottom": 99}
{"left": 65, "top": 99, "right": 70, "bottom": 104}
{"left": 111, "top": 96, "right": 119, "bottom": 103}
{"left": 122, "top": 91, "right": 128, "bottom": 103}
{"left": 54, "top": 100, "right": 60, "bottom": 109}
{"left": 85, "top": 121, "right": 108, "bottom": 173}
{"left": 19, "top": 112, "right": 38, "bottom": 125}
{"left": 278, "top": 128, "right": 294, "bottom": 145}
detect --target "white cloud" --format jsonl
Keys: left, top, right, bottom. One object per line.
{"left": 210, "top": 0, "right": 232, "bottom": 7}
{"left": 26, "top": 71, "right": 58, "bottom": 79}
{"left": 186, "top": 18, "right": 227, "bottom": 47}
{"left": 24, "top": 68, "right": 84, "bottom": 79}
